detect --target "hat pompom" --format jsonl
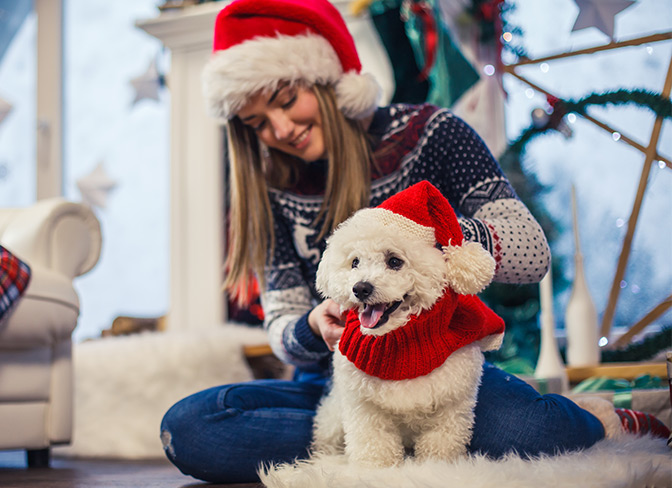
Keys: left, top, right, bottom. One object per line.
{"left": 443, "top": 242, "right": 496, "bottom": 295}
{"left": 335, "top": 71, "right": 381, "bottom": 119}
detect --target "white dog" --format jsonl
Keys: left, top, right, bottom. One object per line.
{"left": 312, "top": 181, "right": 505, "bottom": 467}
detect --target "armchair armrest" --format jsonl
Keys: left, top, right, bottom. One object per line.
{"left": 0, "top": 199, "right": 102, "bottom": 279}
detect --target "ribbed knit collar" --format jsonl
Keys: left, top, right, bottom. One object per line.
{"left": 338, "top": 292, "right": 505, "bottom": 380}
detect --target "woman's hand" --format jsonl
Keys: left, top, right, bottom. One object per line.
{"left": 308, "top": 299, "right": 346, "bottom": 351}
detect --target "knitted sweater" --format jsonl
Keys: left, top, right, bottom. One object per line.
{"left": 260, "top": 103, "right": 550, "bottom": 369}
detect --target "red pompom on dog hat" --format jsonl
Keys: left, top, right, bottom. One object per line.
{"left": 337, "top": 181, "right": 505, "bottom": 380}
{"left": 202, "top": 0, "right": 381, "bottom": 121}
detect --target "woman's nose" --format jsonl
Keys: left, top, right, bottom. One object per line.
{"left": 269, "top": 112, "right": 294, "bottom": 141}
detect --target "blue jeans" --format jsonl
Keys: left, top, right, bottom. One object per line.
{"left": 160, "top": 363, "right": 604, "bottom": 483}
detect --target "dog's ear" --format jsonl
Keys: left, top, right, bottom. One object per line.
{"left": 442, "top": 242, "right": 495, "bottom": 295}
{"left": 315, "top": 245, "right": 332, "bottom": 299}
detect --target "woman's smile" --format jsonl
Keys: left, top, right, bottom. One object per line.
{"left": 291, "top": 126, "right": 312, "bottom": 149}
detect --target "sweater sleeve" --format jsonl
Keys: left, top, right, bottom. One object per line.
{"left": 259, "top": 201, "right": 331, "bottom": 368}
{"left": 425, "top": 109, "right": 551, "bottom": 283}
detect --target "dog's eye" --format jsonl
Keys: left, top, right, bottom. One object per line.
{"left": 351, "top": 257, "right": 359, "bottom": 269}
{"left": 387, "top": 256, "right": 403, "bottom": 270}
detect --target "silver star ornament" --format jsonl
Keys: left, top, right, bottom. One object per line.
{"left": 572, "top": 0, "right": 636, "bottom": 39}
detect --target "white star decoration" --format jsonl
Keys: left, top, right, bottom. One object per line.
{"left": 129, "top": 59, "right": 164, "bottom": 106}
{"left": 572, "top": 0, "right": 636, "bottom": 39}
{"left": 76, "top": 161, "right": 118, "bottom": 208}
{"left": 0, "top": 96, "right": 13, "bottom": 128}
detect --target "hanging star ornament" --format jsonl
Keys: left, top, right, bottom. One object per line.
{"left": 571, "top": 0, "right": 636, "bottom": 39}
{"left": 0, "top": 96, "right": 13, "bottom": 128}
{"left": 76, "top": 161, "right": 118, "bottom": 208}
{"left": 129, "top": 59, "right": 165, "bottom": 106}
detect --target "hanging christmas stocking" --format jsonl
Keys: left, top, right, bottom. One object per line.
{"left": 369, "top": 0, "right": 429, "bottom": 103}
{"left": 403, "top": 0, "right": 480, "bottom": 108}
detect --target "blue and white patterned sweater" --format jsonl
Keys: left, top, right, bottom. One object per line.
{"left": 260, "top": 103, "right": 550, "bottom": 369}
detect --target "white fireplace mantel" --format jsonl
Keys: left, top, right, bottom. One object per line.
{"left": 136, "top": 1, "right": 392, "bottom": 331}
{"left": 137, "top": 2, "right": 228, "bottom": 331}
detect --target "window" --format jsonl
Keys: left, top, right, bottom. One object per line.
{"left": 0, "top": 6, "right": 36, "bottom": 206}
{"left": 63, "top": 0, "right": 170, "bottom": 341}
{"left": 503, "top": 0, "right": 672, "bottom": 330}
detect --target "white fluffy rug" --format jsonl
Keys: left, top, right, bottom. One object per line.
{"left": 260, "top": 434, "right": 671, "bottom": 488}
{"left": 54, "top": 324, "right": 269, "bottom": 459}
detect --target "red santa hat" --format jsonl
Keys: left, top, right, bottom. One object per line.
{"left": 351, "top": 180, "right": 497, "bottom": 295}
{"left": 202, "top": 0, "right": 381, "bottom": 121}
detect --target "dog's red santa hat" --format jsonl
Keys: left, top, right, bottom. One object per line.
{"left": 338, "top": 181, "right": 505, "bottom": 380}
{"left": 202, "top": 0, "right": 381, "bottom": 121}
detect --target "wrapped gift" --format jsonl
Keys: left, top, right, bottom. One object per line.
{"left": 495, "top": 358, "right": 567, "bottom": 395}
{"left": 569, "top": 374, "right": 670, "bottom": 429}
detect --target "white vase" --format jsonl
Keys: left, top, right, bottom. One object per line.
{"left": 535, "top": 270, "right": 569, "bottom": 392}
{"left": 565, "top": 186, "right": 600, "bottom": 367}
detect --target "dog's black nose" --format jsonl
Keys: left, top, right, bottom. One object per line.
{"left": 353, "top": 281, "right": 374, "bottom": 301}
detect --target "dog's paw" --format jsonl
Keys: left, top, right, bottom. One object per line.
{"left": 415, "top": 430, "right": 468, "bottom": 463}
{"left": 311, "top": 441, "right": 344, "bottom": 457}
{"left": 348, "top": 450, "right": 404, "bottom": 468}
{"left": 346, "top": 441, "right": 405, "bottom": 468}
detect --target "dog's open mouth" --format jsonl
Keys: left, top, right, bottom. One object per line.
{"left": 359, "top": 301, "right": 403, "bottom": 329}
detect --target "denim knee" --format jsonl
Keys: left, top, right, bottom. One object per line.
{"left": 160, "top": 398, "right": 190, "bottom": 464}
{"left": 160, "top": 394, "right": 240, "bottom": 481}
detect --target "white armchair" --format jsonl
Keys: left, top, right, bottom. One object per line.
{"left": 0, "top": 199, "right": 101, "bottom": 467}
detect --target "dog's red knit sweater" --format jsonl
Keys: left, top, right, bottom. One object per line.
{"left": 338, "top": 290, "right": 505, "bottom": 380}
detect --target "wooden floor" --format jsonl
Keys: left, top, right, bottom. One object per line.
{"left": 0, "top": 451, "right": 263, "bottom": 488}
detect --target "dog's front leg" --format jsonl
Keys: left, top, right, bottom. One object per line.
{"left": 342, "top": 401, "right": 405, "bottom": 467}
{"left": 414, "top": 344, "right": 484, "bottom": 462}
{"left": 414, "top": 404, "right": 475, "bottom": 462}
{"left": 311, "top": 387, "right": 345, "bottom": 455}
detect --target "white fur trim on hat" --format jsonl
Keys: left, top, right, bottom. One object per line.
{"left": 202, "top": 34, "right": 380, "bottom": 121}
{"left": 443, "top": 242, "right": 496, "bottom": 295}
{"left": 349, "top": 208, "right": 436, "bottom": 246}
{"left": 476, "top": 332, "right": 504, "bottom": 352}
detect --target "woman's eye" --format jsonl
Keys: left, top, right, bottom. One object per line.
{"left": 387, "top": 257, "right": 403, "bottom": 270}
{"left": 351, "top": 258, "right": 359, "bottom": 269}
{"left": 252, "top": 121, "right": 267, "bottom": 132}
{"left": 282, "top": 94, "right": 297, "bottom": 109}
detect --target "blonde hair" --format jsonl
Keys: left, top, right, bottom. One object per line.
{"left": 224, "top": 84, "right": 374, "bottom": 302}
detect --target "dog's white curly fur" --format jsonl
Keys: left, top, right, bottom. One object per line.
{"left": 312, "top": 345, "right": 484, "bottom": 467}
{"left": 313, "top": 205, "right": 493, "bottom": 467}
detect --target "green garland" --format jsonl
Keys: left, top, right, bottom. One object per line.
{"left": 600, "top": 326, "right": 672, "bottom": 362}
{"left": 502, "top": 89, "right": 672, "bottom": 160}
{"left": 554, "top": 326, "right": 672, "bottom": 364}
{"left": 568, "top": 89, "right": 672, "bottom": 117}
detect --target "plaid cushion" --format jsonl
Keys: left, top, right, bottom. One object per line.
{"left": 0, "top": 245, "right": 31, "bottom": 325}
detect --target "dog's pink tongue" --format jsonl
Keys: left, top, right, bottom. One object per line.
{"left": 359, "top": 304, "right": 385, "bottom": 329}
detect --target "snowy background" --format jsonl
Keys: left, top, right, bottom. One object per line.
{"left": 0, "top": 0, "right": 669, "bottom": 342}
{"left": 502, "top": 0, "right": 671, "bottom": 335}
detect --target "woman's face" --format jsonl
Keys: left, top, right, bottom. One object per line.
{"left": 236, "top": 84, "right": 325, "bottom": 162}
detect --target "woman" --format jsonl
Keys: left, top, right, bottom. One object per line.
{"left": 159, "top": 0, "right": 644, "bottom": 483}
